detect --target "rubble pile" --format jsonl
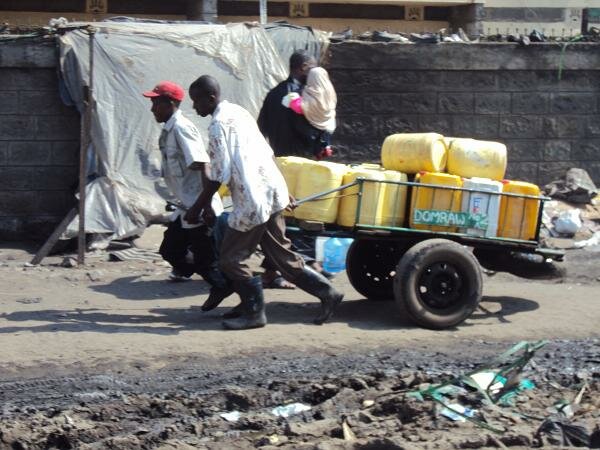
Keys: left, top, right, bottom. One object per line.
{"left": 1, "top": 341, "right": 598, "bottom": 449}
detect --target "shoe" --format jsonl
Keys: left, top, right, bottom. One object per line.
{"left": 293, "top": 266, "right": 344, "bottom": 325}
{"left": 200, "top": 270, "right": 234, "bottom": 311}
{"left": 222, "top": 303, "right": 244, "bottom": 319}
{"left": 222, "top": 277, "right": 267, "bottom": 330}
{"left": 168, "top": 270, "right": 191, "bottom": 282}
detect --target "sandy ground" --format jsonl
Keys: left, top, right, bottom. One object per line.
{"left": 0, "top": 240, "right": 598, "bottom": 379}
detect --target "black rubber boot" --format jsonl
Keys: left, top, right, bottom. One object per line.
{"left": 200, "top": 271, "right": 235, "bottom": 312}
{"left": 293, "top": 266, "right": 344, "bottom": 325}
{"left": 222, "top": 303, "right": 243, "bottom": 319}
{"left": 222, "top": 277, "right": 267, "bottom": 330}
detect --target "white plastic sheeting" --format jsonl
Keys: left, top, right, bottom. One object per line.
{"left": 59, "top": 22, "right": 288, "bottom": 239}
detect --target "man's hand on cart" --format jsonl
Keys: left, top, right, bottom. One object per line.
{"left": 183, "top": 204, "right": 202, "bottom": 225}
{"left": 201, "top": 206, "right": 216, "bottom": 227}
{"left": 286, "top": 195, "right": 298, "bottom": 212}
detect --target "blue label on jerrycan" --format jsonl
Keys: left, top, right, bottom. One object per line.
{"left": 323, "top": 238, "right": 353, "bottom": 273}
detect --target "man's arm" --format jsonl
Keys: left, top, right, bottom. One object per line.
{"left": 184, "top": 162, "right": 220, "bottom": 225}
{"left": 184, "top": 122, "right": 230, "bottom": 224}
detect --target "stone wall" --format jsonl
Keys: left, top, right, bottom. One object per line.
{"left": 326, "top": 42, "right": 600, "bottom": 186}
{"left": 0, "top": 39, "right": 79, "bottom": 241}
{"left": 2, "top": 39, "right": 600, "bottom": 241}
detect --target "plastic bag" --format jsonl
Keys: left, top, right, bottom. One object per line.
{"left": 554, "top": 209, "right": 582, "bottom": 235}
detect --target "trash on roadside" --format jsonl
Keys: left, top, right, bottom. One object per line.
{"left": 554, "top": 209, "right": 582, "bottom": 235}
{"left": 469, "top": 371, "right": 506, "bottom": 395}
{"left": 219, "top": 411, "right": 241, "bottom": 422}
{"left": 536, "top": 417, "right": 591, "bottom": 447}
{"left": 61, "top": 257, "right": 78, "bottom": 268}
{"left": 544, "top": 168, "right": 598, "bottom": 205}
{"left": 440, "top": 403, "right": 477, "bottom": 422}
{"left": 410, "top": 32, "right": 440, "bottom": 44}
{"left": 552, "top": 400, "right": 574, "bottom": 419}
{"left": 362, "top": 399, "right": 375, "bottom": 408}
{"left": 271, "top": 403, "right": 311, "bottom": 418}
{"left": 342, "top": 418, "right": 357, "bottom": 441}
{"left": 408, "top": 341, "right": 547, "bottom": 433}
{"left": 573, "top": 231, "right": 600, "bottom": 248}
{"left": 497, "top": 378, "right": 536, "bottom": 406}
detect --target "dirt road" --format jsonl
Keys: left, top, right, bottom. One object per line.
{"left": 0, "top": 243, "right": 598, "bottom": 449}
{"left": 0, "top": 244, "right": 598, "bottom": 377}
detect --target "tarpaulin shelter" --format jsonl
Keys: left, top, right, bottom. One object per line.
{"left": 57, "top": 20, "right": 328, "bottom": 242}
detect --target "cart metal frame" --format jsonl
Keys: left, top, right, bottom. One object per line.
{"left": 289, "top": 178, "right": 562, "bottom": 260}
{"left": 286, "top": 177, "right": 563, "bottom": 329}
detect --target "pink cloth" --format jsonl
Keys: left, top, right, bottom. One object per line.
{"left": 289, "top": 96, "right": 303, "bottom": 114}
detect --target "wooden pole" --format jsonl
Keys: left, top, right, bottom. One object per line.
{"left": 30, "top": 208, "right": 78, "bottom": 265}
{"left": 77, "top": 28, "right": 95, "bottom": 265}
{"left": 259, "top": 0, "right": 267, "bottom": 24}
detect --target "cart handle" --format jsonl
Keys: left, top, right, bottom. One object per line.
{"left": 294, "top": 181, "right": 359, "bottom": 206}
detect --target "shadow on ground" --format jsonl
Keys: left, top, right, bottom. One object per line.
{"left": 0, "top": 288, "right": 539, "bottom": 335}
{"left": 90, "top": 276, "right": 211, "bottom": 300}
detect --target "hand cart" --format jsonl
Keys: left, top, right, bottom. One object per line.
{"left": 286, "top": 178, "right": 563, "bottom": 330}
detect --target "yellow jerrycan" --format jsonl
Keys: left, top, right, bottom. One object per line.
{"left": 498, "top": 180, "right": 541, "bottom": 241}
{"left": 276, "top": 156, "right": 310, "bottom": 217}
{"left": 447, "top": 138, "right": 507, "bottom": 181}
{"left": 380, "top": 169, "right": 408, "bottom": 227}
{"left": 337, "top": 167, "right": 386, "bottom": 227}
{"left": 294, "top": 160, "right": 347, "bottom": 223}
{"left": 275, "top": 156, "right": 310, "bottom": 197}
{"left": 381, "top": 133, "right": 447, "bottom": 174}
{"left": 410, "top": 172, "right": 463, "bottom": 232}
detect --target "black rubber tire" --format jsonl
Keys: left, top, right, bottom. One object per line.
{"left": 346, "top": 239, "right": 406, "bottom": 301}
{"left": 393, "top": 239, "right": 482, "bottom": 329}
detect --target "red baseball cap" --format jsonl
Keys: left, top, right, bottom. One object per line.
{"left": 143, "top": 81, "right": 185, "bottom": 102}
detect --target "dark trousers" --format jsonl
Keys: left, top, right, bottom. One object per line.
{"left": 261, "top": 231, "right": 316, "bottom": 271}
{"left": 159, "top": 217, "right": 222, "bottom": 284}
{"left": 293, "top": 115, "right": 332, "bottom": 157}
{"left": 219, "top": 212, "right": 305, "bottom": 282}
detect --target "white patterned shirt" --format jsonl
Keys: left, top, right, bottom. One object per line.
{"left": 207, "top": 100, "right": 289, "bottom": 232}
{"left": 160, "top": 109, "right": 223, "bottom": 228}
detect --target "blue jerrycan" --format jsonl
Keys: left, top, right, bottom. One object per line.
{"left": 323, "top": 238, "right": 353, "bottom": 273}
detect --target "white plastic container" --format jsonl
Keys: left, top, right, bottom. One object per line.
{"left": 315, "top": 236, "right": 328, "bottom": 263}
{"left": 460, "top": 177, "right": 503, "bottom": 238}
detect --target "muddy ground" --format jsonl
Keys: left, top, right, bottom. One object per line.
{"left": 1, "top": 340, "right": 599, "bottom": 449}
{"left": 0, "top": 241, "right": 599, "bottom": 449}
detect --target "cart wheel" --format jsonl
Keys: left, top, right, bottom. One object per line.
{"left": 393, "top": 239, "right": 482, "bottom": 329}
{"left": 346, "top": 239, "right": 405, "bottom": 301}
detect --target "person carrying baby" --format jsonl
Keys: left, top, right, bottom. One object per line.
{"left": 282, "top": 66, "right": 337, "bottom": 160}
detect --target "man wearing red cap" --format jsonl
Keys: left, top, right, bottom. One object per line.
{"left": 143, "top": 81, "right": 232, "bottom": 306}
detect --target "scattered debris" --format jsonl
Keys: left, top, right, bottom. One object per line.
{"left": 342, "top": 417, "right": 357, "bottom": 441}
{"left": 61, "top": 257, "right": 78, "bottom": 268}
{"left": 362, "top": 400, "right": 375, "bottom": 408}
{"left": 219, "top": 411, "right": 241, "bottom": 422}
{"left": 536, "top": 418, "right": 591, "bottom": 447}
{"left": 15, "top": 297, "right": 42, "bottom": 305}
{"left": 271, "top": 402, "right": 311, "bottom": 418}
{"left": 544, "top": 168, "right": 598, "bottom": 205}
{"left": 440, "top": 403, "right": 476, "bottom": 422}
{"left": 0, "top": 339, "right": 598, "bottom": 449}
{"left": 574, "top": 231, "right": 600, "bottom": 248}
{"left": 554, "top": 209, "right": 583, "bottom": 236}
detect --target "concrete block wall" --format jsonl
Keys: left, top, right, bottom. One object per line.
{"left": 326, "top": 42, "right": 600, "bottom": 187}
{"left": 0, "top": 40, "right": 79, "bottom": 241}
